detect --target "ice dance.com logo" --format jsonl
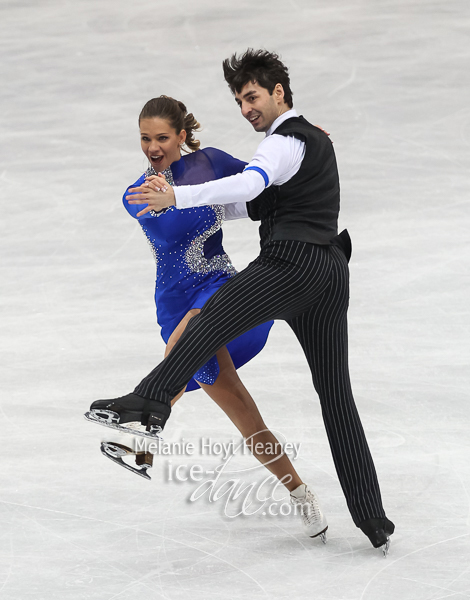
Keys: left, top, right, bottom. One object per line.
{"left": 135, "top": 433, "right": 307, "bottom": 518}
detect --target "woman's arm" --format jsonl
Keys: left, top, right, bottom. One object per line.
{"left": 123, "top": 174, "right": 169, "bottom": 220}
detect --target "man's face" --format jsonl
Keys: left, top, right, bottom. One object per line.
{"left": 235, "top": 81, "right": 284, "bottom": 132}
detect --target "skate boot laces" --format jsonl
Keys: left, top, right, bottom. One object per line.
{"left": 290, "top": 484, "right": 328, "bottom": 540}
{"left": 291, "top": 487, "right": 321, "bottom": 524}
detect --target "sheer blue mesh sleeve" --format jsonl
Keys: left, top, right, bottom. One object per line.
{"left": 122, "top": 173, "right": 154, "bottom": 220}
{"left": 171, "top": 148, "right": 246, "bottom": 186}
{"left": 202, "top": 147, "right": 247, "bottom": 179}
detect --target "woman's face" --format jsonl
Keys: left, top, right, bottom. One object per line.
{"left": 139, "top": 117, "right": 186, "bottom": 172}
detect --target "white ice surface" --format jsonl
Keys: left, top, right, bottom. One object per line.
{"left": 1, "top": 0, "right": 470, "bottom": 598}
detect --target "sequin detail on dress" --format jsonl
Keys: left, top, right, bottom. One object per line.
{"left": 193, "top": 354, "right": 220, "bottom": 385}
{"left": 184, "top": 205, "right": 237, "bottom": 276}
{"left": 141, "top": 166, "right": 175, "bottom": 266}
{"left": 146, "top": 164, "right": 236, "bottom": 277}
{"left": 141, "top": 225, "right": 159, "bottom": 268}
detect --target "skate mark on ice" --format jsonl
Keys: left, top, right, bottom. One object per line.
{"left": 158, "top": 520, "right": 271, "bottom": 597}
{"left": 327, "top": 64, "right": 358, "bottom": 98}
{"left": 359, "top": 533, "right": 470, "bottom": 600}
{"left": 0, "top": 536, "right": 13, "bottom": 595}
{"left": 2, "top": 499, "right": 270, "bottom": 597}
{"left": 156, "top": 497, "right": 271, "bottom": 596}
{"left": 4, "top": 501, "right": 162, "bottom": 597}
{"left": 397, "top": 565, "right": 470, "bottom": 600}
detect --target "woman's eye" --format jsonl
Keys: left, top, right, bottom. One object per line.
{"left": 159, "top": 137, "right": 168, "bottom": 141}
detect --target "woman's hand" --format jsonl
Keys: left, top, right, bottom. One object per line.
{"left": 126, "top": 172, "right": 176, "bottom": 217}
{"left": 315, "top": 124, "right": 330, "bottom": 137}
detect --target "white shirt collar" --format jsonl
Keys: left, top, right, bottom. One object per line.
{"left": 266, "top": 108, "right": 298, "bottom": 136}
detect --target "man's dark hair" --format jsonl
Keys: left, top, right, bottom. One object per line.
{"left": 222, "top": 49, "right": 293, "bottom": 108}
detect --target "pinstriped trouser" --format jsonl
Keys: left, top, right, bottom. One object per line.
{"left": 135, "top": 240, "right": 386, "bottom": 524}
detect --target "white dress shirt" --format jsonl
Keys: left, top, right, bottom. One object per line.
{"left": 174, "top": 109, "right": 306, "bottom": 220}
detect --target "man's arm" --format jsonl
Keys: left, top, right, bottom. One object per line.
{"left": 128, "top": 134, "right": 305, "bottom": 217}
{"left": 175, "top": 134, "right": 305, "bottom": 209}
{"left": 175, "top": 169, "right": 264, "bottom": 209}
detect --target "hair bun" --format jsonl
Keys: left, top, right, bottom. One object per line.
{"left": 177, "top": 100, "right": 187, "bottom": 115}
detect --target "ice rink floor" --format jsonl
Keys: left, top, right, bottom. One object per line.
{"left": 1, "top": 0, "right": 470, "bottom": 598}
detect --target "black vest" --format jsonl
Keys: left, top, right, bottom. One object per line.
{"left": 247, "top": 116, "right": 340, "bottom": 246}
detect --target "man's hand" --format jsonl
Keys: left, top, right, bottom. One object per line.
{"left": 126, "top": 173, "right": 176, "bottom": 217}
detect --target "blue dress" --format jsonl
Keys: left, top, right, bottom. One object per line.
{"left": 124, "top": 147, "right": 273, "bottom": 391}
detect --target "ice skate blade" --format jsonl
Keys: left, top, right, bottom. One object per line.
{"left": 84, "top": 410, "right": 163, "bottom": 439}
{"left": 311, "top": 526, "right": 328, "bottom": 543}
{"left": 100, "top": 442, "right": 152, "bottom": 480}
{"left": 86, "top": 409, "right": 119, "bottom": 425}
{"left": 382, "top": 538, "right": 390, "bottom": 557}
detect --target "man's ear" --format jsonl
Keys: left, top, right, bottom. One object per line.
{"left": 273, "top": 83, "right": 285, "bottom": 103}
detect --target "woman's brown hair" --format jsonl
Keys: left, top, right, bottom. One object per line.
{"left": 139, "top": 96, "right": 201, "bottom": 152}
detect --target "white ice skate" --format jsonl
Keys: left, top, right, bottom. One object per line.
{"left": 100, "top": 441, "right": 153, "bottom": 480}
{"left": 290, "top": 483, "right": 328, "bottom": 542}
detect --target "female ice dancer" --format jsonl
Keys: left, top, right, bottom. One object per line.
{"left": 92, "top": 96, "right": 328, "bottom": 540}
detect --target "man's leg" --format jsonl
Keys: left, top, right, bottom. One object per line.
{"left": 134, "top": 241, "right": 333, "bottom": 406}
{"left": 286, "top": 245, "right": 387, "bottom": 526}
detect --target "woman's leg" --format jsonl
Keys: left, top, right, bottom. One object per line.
{"left": 196, "top": 345, "right": 327, "bottom": 538}
{"left": 165, "top": 309, "right": 201, "bottom": 407}
{"left": 165, "top": 309, "right": 302, "bottom": 491}
{"left": 198, "top": 345, "right": 303, "bottom": 492}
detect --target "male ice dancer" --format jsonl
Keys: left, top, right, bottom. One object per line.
{"left": 87, "top": 49, "right": 394, "bottom": 552}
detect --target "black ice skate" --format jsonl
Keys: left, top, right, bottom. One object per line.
{"left": 359, "top": 517, "right": 395, "bottom": 557}
{"left": 100, "top": 441, "right": 154, "bottom": 480}
{"left": 84, "top": 393, "right": 171, "bottom": 439}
